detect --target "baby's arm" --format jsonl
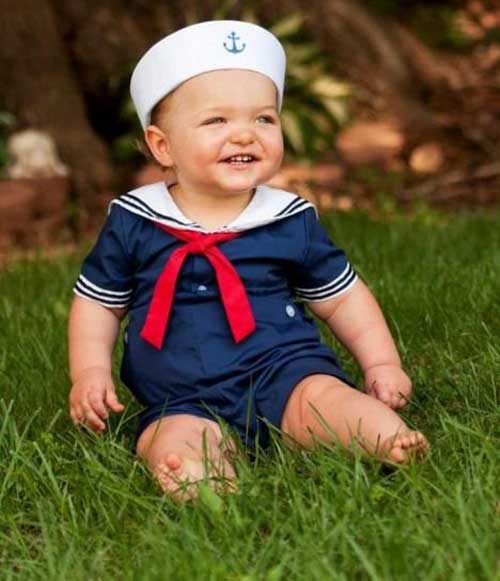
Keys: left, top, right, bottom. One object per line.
{"left": 307, "top": 279, "right": 412, "bottom": 409}
{"left": 68, "top": 296, "right": 126, "bottom": 432}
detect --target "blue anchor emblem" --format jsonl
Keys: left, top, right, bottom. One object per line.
{"left": 223, "top": 31, "right": 246, "bottom": 54}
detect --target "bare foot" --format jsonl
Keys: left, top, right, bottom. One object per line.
{"left": 380, "top": 430, "right": 429, "bottom": 464}
{"left": 155, "top": 454, "right": 200, "bottom": 501}
{"left": 155, "top": 453, "right": 237, "bottom": 502}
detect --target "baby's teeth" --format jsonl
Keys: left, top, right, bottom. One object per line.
{"left": 230, "top": 155, "right": 252, "bottom": 162}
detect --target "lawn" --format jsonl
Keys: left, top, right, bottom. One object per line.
{"left": 1, "top": 208, "right": 499, "bottom": 580}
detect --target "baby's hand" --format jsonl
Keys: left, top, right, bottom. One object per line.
{"left": 69, "top": 367, "right": 125, "bottom": 433}
{"left": 364, "top": 364, "right": 412, "bottom": 409}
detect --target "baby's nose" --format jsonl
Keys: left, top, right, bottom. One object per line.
{"left": 230, "top": 127, "right": 255, "bottom": 144}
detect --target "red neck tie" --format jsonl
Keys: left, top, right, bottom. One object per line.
{"left": 140, "top": 223, "right": 256, "bottom": 350}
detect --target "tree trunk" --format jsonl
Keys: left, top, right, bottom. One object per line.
{"left": 0, "top": 0, "right": 118, "bottom": 228}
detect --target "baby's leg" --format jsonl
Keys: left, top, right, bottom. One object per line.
{"left": 281, "top": 375, "right": 428, "bottom": 464}
{"left": 136, "top": 414, "right": 237, "bottom": 501}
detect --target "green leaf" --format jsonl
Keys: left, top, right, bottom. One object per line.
{"left": 285, "top": 43, "right": 319, "bottom": 65}
{"left": 319, "top": 97, "right": 349, "bottom": 125}
{"left": 120, "top": 97, "right": 138, "bottom": 122}
{"left": 270, "top": 14, "right": 304, "bottom": 38}
{"left": 198, "top": 482, "right": 224, "bottom": 516}
{"left": 112, "top": 135, "right": 140, "bottom": 161}
{"left": 0, "top": 142, "right": 8, "bottom": 170}
{"left": 0, "top": 111, "right": 15, "bottom": 128}
{"left": 310, "top": 77, "right": 352, "bottom": 99}
{"left": 301, "top": 106, "right": 332, "bottom": 133}
{"left": 286, "top": 62, "right": 320, "bottom": 83}
{"left": 280, "top": 110, "right": 305, "bottom": 153}
{"left": 267, "top": 564, "right": 285, "bottom": 581}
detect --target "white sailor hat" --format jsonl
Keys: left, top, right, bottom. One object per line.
{"left": 130, "top": 20, "right": 287, "bottom": 129}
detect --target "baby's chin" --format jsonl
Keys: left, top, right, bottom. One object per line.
{"left": 220, "top": 172, "right": 281, "bottom": 193}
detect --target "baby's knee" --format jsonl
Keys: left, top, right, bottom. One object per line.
{"left": 147, "top": 417, "right": 227, "bottom": 468}
{"left": 184, "top": 418, "right": 225, "bottom": 451}
{"left": 282, "top": 375, "right": 350, "bottom": 437}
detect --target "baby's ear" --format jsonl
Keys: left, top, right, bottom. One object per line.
{"left": 143, "top": 125, "right": 174, "bottom": 168}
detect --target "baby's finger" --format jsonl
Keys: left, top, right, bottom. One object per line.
{"left": 365, "top": 379, "right": 377, "bottom": 395}
{"left": 389, "top": 398, "right": 401, "bottom": 410}
{"left": 105, "top": 388, "right": 125, "bottom": 413}
{"left": 70, "top": 407, "right": 81, "bottom": 426}
{"left": 81, "top": 402, "right": 106, "bottom": 432}
{"left": 87, "top": 394, "right": 109, "bottom": 420}
{"left": 395, "top": 391, "right": 410, "bottom": 408}
{"left": 394, "top": 396, "right": 407, "bottom": 409}
{"left": 72, "top": 405, "right": 84, "bottom": 425}
{"left": 375, "top": 389, "right": 392, "bottom": 405}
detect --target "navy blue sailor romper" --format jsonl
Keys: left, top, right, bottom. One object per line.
{"left": 74, "top": 182, "right": 359, "bottom": 448}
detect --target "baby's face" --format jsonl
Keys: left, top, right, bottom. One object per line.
{"left": 150, "top": 69, "right": 284, "bottom": 198}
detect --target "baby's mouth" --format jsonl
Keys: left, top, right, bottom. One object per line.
{"left": 222, "top": 154, "right": 259, "bottom": 165}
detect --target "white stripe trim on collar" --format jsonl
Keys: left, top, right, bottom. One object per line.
{"left": 108, "top": 182, "right": 316, "bottom": 233}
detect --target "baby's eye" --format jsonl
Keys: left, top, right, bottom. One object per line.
{"left": 204, "top": 117, "right": 226, "bottom": 125}
{"left": 256, "top": 115, "right": 275, "bottom": 124}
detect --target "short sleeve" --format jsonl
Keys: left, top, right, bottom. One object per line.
{"left": 292, "top": 208, "right": 358, "bottom": 302}
{"left": 73, "top": 205, "right": 134, "bottom": 308}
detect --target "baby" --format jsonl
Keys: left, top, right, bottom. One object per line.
{"left": 68, "top": 20, "right": 428, "bottom": 501}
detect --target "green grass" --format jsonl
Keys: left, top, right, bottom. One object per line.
{"left": 1, "top": 208, "right": 499, "bottom": 580}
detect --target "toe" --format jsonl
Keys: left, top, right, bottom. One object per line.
{"left": 165, "top": 453, "right": 182, "bottom": 471}
{"left": 407, "top": 433, "right": 417, "bottom": 447}
{"left": 155, "top": 460, "right": 184, "bottom": 490}
{"left": 156, "top": 472, "right": 177, "bottom": 494}
{"left": 380, "top": 430, "right": 429, "bottom": 465}
{"left": 381, "top": 433, "right": 411, "bottom": 464}
{"left": 412, "top": 432, "right": 423, "bottom": 446}
{"left": 388, "top": 445, "right": 407, "bottom": 464}
{"left": 415, "top": 433, "right": 429, "bottom": 458}
{"left": 156, "top": 463, "right": 170, "bottom": 480}
{"left": 400, "top": 431, "right": 421, "bottom": 450}
{"left": 417, "top": 433, "right": 428, "bottom": 448}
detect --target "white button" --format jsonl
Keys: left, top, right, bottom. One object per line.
{"left": 286, "top": 305, "right": 296, "bottom": 317}
{"left": 124, "top": 331, "right": 128, "bottom": 343}
{"left": 197, "top": 285, "right": 207, "bottom": 292}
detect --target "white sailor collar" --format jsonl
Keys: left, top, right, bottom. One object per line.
{"left": 110, "top": 181, "right": 316, "bottom": 233}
